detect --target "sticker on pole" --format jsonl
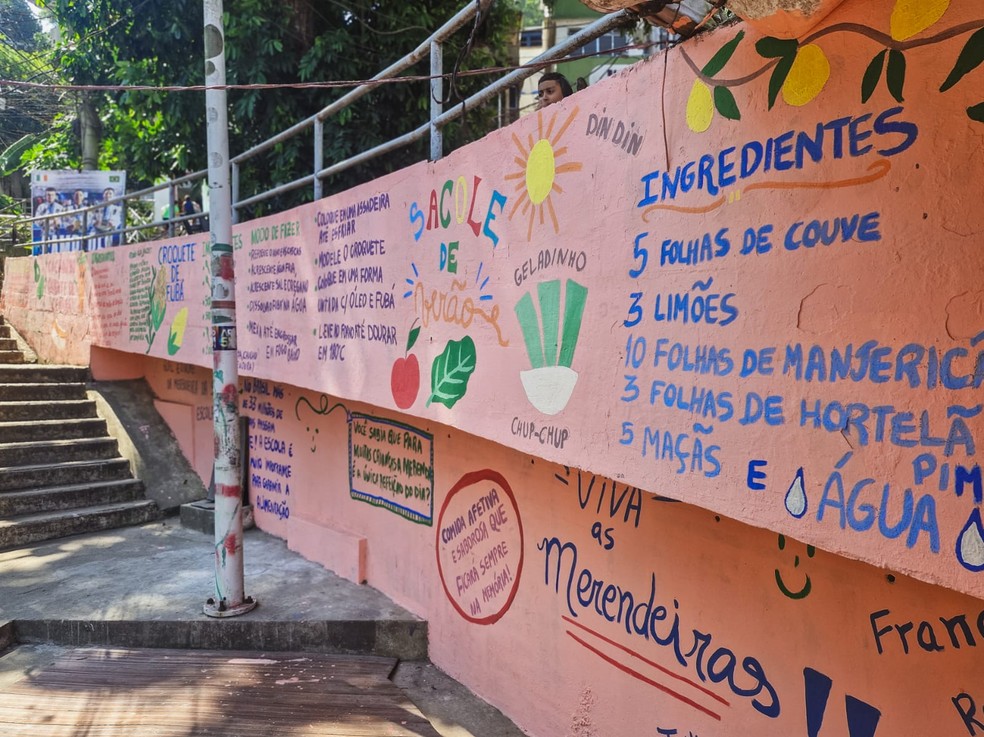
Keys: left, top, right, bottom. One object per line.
{"left": 213, "top": 324, "right": 236, "bottom": 351}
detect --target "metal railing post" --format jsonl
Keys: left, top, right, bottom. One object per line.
{"left": 313, "top": 118, "right": 324, "bottom": 201}
{"left": 121, "top": 200, "right": 128, "bottom": 244}
{"left": 231, "top": 161, "right": 240, "bottom": 225}
{"left": 167, "top": 186, "right": 176, "bottom": 238}
{"left": 430, "top": 40, "right": 443, "bottom": 162}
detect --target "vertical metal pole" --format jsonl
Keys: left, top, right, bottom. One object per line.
{"left": 203, "top": 0, "right": 256, "bottom": 618}
{"left": 430, "top": 40, "right": 443, "bottom": 161}
{"left": 121, "top": 200, "right": 128, "bottom": 245}
{"left": 231, "top": 161, "right": 240, "bottom": 225}
{"left": 313, "top": 118, "right": 324, "bottom": 201}
{"left": 167, "top": 185, "right": 176, "bottom": 238}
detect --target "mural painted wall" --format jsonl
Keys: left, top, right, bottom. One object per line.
{"left": 230, "top": 376, "right": 984, "bottom": 736}
{"left": 6, "top": 0, "right": 981, "bottom": 597}
{"left": 3, "top": 0, "right": 983, "bottom": 733}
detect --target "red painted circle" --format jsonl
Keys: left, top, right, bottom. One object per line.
{"left": 435, "top": 469, "right": 524, "bottom": 625}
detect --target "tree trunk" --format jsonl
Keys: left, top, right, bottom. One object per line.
{"left": 543, "top": 4, "right": 556, "bottom": 50}
{"left": 80, "top": 94, "right": 101, "bottom": 170}
{"left": 284, "top": 0, "right": 315, "bottom": 49}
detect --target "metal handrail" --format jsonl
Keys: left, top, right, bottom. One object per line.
{"left": 234, "top": 8, "right": 631, "bottom": 216}
{"left": 311, "top": 10, "right": 633, "bottom": 185}
{"left": 231, "top": 2, "right": 481, "bottom": 168}
{"left": 15, "top": 4, "right": 635, "bottom": 249}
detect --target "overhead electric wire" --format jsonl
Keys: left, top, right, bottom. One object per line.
{"left": 0, "top": 38, "right": 669, "bottom": 95}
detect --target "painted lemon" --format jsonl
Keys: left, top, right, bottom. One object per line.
{"left": 890, "top": 0, "right": 949, "bottom": 41}
{"left": 782, "top": 44, "right": 830, "bottom": 107}
{"left": 167, "top": 307, "right": 189, "bottom": 355}
{"left": 686, "top": 80, "right": 714, "bottom": 133}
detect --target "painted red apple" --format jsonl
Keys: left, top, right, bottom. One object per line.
{"left": 391, "top": 353, "right": 420, "bottom": 409}
{"left": 391, "top": 322, "right": 421, "bottom": 409}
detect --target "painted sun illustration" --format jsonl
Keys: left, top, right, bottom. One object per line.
{"left": 506, "top": 106, "right": 583, "bottom": 242}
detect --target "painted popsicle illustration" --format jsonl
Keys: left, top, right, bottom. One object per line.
{"left": 514, "top": 278, "right": 587, "bottom": 415}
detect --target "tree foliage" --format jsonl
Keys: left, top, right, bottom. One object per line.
{"left": 518, "top": 0, "right": 544, "bottom": 27}
{"left": 0, "top": 0, "right": 41, "bottom": 49}
{"left": 21, "top": 0, "right": 523, "bottom": 209}
{"left": 0, "top": 0, "right": 59, "bottom": 152}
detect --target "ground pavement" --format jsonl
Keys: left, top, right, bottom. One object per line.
{"left": 0, "top": 518, "right": 527, "bottom": 736}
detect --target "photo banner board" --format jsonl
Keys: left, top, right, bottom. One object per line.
{"left": 30, "top": 170, "right": 127, "bottom": 251}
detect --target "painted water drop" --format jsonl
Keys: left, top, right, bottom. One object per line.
{"left": 785, "top": 468, "right": 807, "bottom": 519}
{"left": 956, "top": 508, "right": 984, "bottom": 572}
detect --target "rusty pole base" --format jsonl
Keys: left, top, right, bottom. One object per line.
{"left": 203, "top": 595, "right": 258, "bottom": 618}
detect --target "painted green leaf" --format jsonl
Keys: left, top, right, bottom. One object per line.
{"left": 861, "top": 50, "right": 887, "bottom": 104}
{"left": 940, "top": 27, "right": 984, "bottom": 92}
{"left": 427, "top": 336, "right": 476, "bottom": 409}
{"left": 406, "top": 325, "right": 421, "bottom": 352}
{"left": 702, "top": 30, "right": 745, "bottom": 77}
{"left": 35, "top": 274, "right": 45, "bottom": 300}
{"left": 767, "top": 55, "right": 795, "bottom": 110}
{"left": 33, "top": 259, "right": 41, "bottom": 282}
{"left": 969, "top": 102, "right": 984, "bottom": 123}
{"left": 755, "top": 37, "right": 797, "bottom": 59}
{"left": 886, "top": 49, "right": 906, "bottom": 103}
{"left": 713, "top": 86, "right": 741, "bottom": 120}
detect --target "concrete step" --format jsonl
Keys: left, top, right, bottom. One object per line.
{"left": 0, "top": 399, "right": 98, "bottom": 422}
{"left": 0, "top": 500, "right": 159, "bottom": 551}
{"left": 0, "top": 339, "right": 16, "bottom": 351}
{"left": 0, "top": 479, "right": 145, "bottom": 517}
{"left": 0, "top": 437, "right": 121, "bottom": 466}
{"left": 0, "top": 325, "right": 10, "bottom": 338}
{"left": 0, "top": 382, "right": 88, "bottom": 402}
{"left": 0, "top": 351, "right": 26, "bottom": 364}
{"left": 0, "top": 365, "right": 88, "bottom": 383}
{"left": 0, "top": 417, "right": 109, "bottom": 443}
{"left": 0, "top": 458, "right": 133, "bottom": 492}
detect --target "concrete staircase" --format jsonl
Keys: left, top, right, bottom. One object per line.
{"left": 0, "top": 318, "right": 159, "bottom": 550}
{"left": 0, "top": 317, "right": 26, "bottom": 364}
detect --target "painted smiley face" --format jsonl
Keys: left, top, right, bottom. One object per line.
{"left": 775, "top": 534, "right": 816, "bottom": 600}
{"left": 305, "top": 424, "right": 319, "bottom": 453}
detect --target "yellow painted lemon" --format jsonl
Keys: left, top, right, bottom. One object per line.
{"left": 782, "top": 44, "right": 830, "bottom": 107}
{"left": 890, "top": 0, "right": 949, "bottom": 41}
{"left": 686, "top": 79, "right": 714, "bottom": 133}
{"left": 525, "top": 139, "right": 556, "bottom": 205}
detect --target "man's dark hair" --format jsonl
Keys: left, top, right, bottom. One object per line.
{"left": 539, "top": 72, "right": 573, "bottom": 98}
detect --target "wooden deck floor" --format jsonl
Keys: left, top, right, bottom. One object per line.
{"left": 0, "top": 648, "right": 444, "bottom": 736}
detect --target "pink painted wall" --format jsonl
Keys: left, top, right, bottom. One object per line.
{"left": 4, "top": 0, "right": 984, "bottom": 732}
{"left": 142, "top": 359, "right": 215, "bottom": 484}
{"left": 235, "top": 378, "right": 984, "bottom": 735}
